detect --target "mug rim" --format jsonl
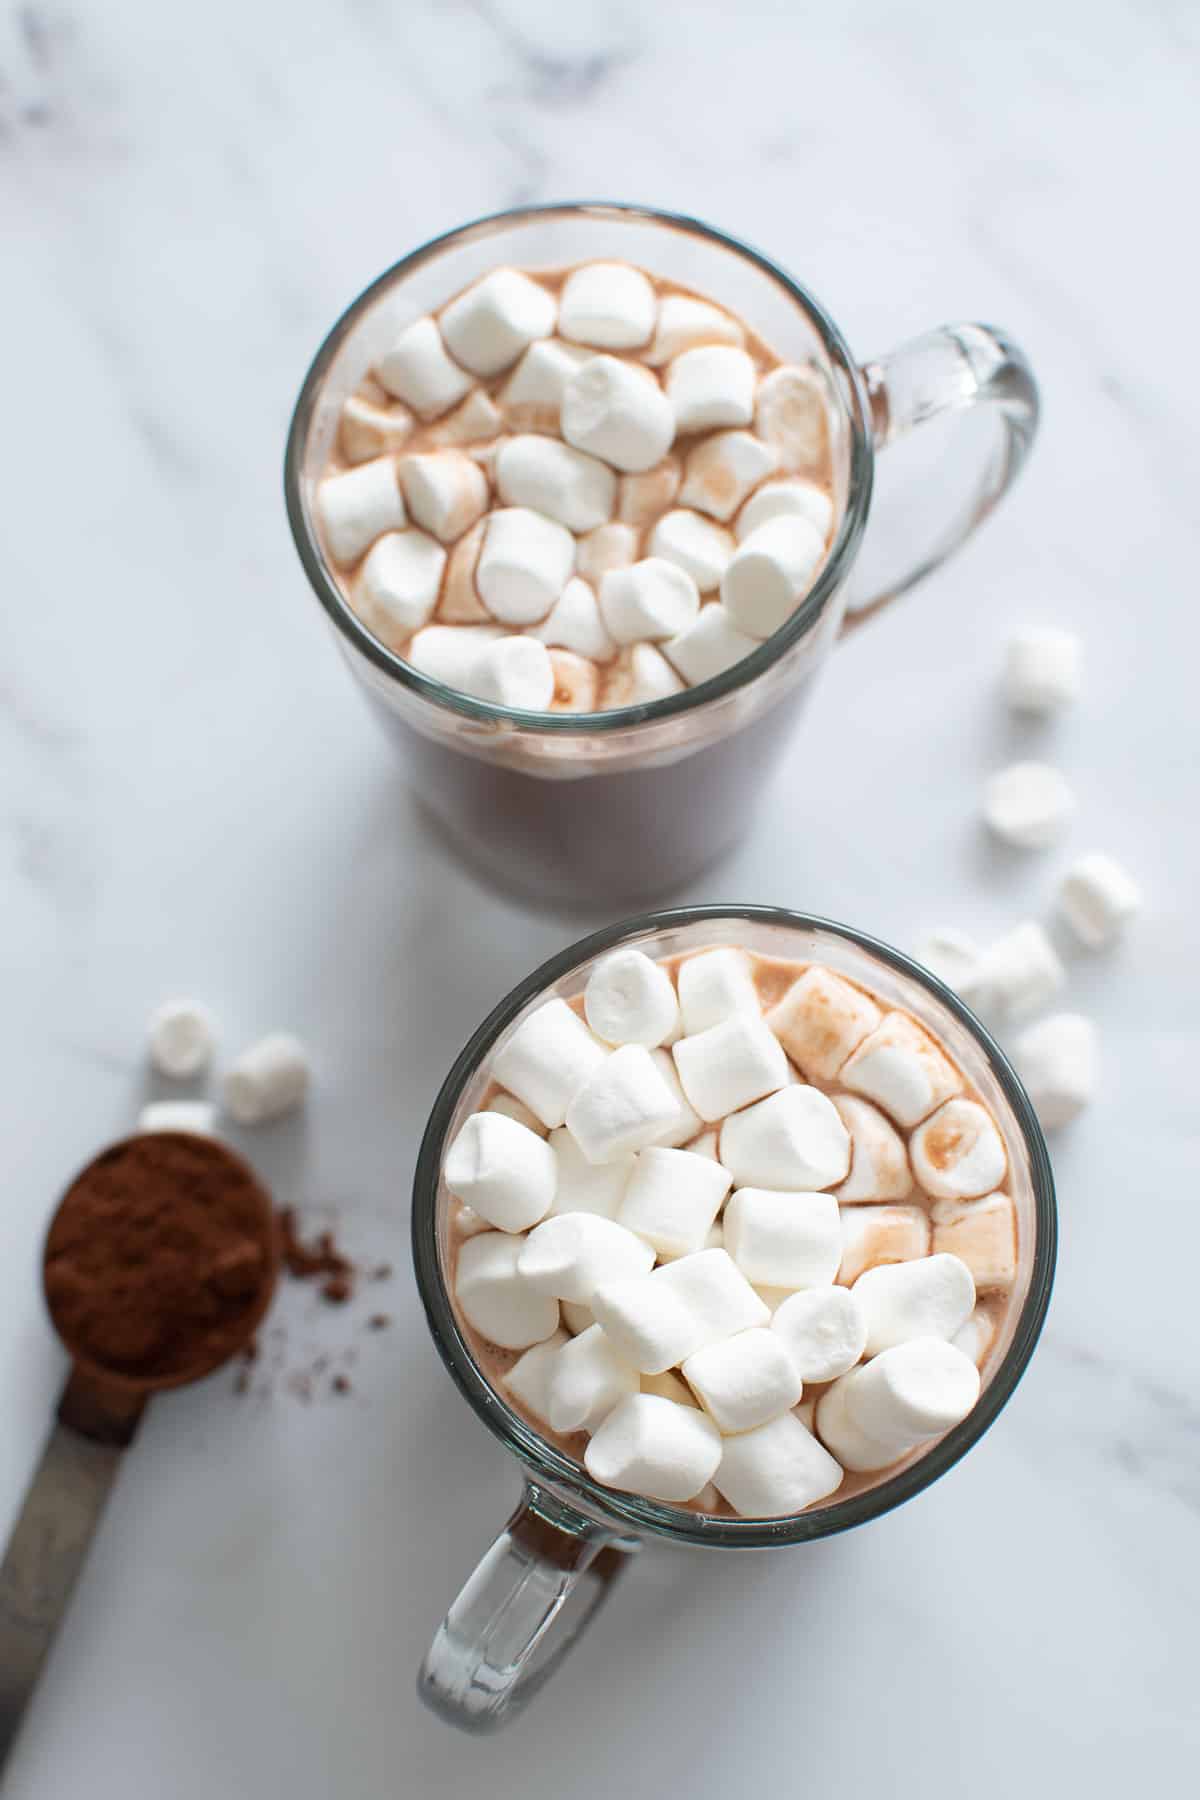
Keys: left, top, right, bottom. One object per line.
{"left": 284, "top": 200, "right": 876, "bottom": 733}
{"left": 411, "top": 904, "right": 1057, "bottom": 1550}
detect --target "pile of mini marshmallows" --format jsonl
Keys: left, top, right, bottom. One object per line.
{"left": 917, "top": 625, "right": 1142, "bottom": 1131}
{"left": 446, "top": 947, "right": 1012, "bottom": 1517}
{"left": 137, "top": 1001, "right": 310, "bottom": 1136}
{"left": 316, "top": 262, "right": 834, "bottom": 711}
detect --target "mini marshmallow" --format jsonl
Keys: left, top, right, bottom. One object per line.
{"left": 548, "top": 649, "right": 599, "bottom": 713}
{"left": 317, "top": 458, "right": 407, "bottom": 567}
{"left": 599, "top": 558, "right": 700, "bottom": 643}
{"left": 487, "top": 1092, "right": 546, "bottom": 1134}
{"left": 138, "top": 1100, "right": 217, "bottom": 1137}
{"left": 673, "top": 1013, "right": 789, "bottom": 1122}
{"left": 816, "top": 1337, "right": 980, "bottom": 1473}
{"left": 719, "top": 1086, "right": 851, "bottom": 1191}
{"left": 683, "top": 1328, "right": 804, "bottom": 1435}
{"left": 1012, "top": 1012, "right": 1097, "bottom": 1129}
{"left": 561, "top": 1300, "right": 595, "bottom": 1336}
{"left": 839, "top": 1012, "right": 963, "bottom": 1127}
{"left": 357, "top": 529, "right": 446, "bottom": 642}
{"left": 547, "top": 1127, "right": 634, "bottom": 1219}
{"left": 677, "top": 947, "right": 760, "bottom": 1036}
{"left": 664, "top": 602, "right": 760, "bottom": 687}
{"left": 147, "top": 999, "right": 215, "bottom": 1078}
{"left": 224, "top": 1033, "right": 309, "bottom": 1124}
{"left": 714, "top": 1411, "right": 844, "bottom": 1516}
{"left": 1003, "top": 625, "right": 1081, "bottom": 714}
{"left": 559, "top": 263, "right": 656, "bottom": 350}
{"left": 585, "top": 949, "right": 680, "bottom": 1048}
{"left": 565, "top": 1044, "right": 683, "bottom": 1164}
{"left": 667, "top": 346, "right": 756, "bottom": 433}
{"left": 721, "top": 515, "right": 826, "bottom": 639}
{"left": 953, "top": 1304, "right": 999, "bottom": 1368}
{"left": 912, "top": 928, "right": 983, "bottom": 999}
{"left": 377, "top": 316, "right": 473, "bottom": 418}
{"left": 647, "top": 1048, "right": 702, "bottom": 1148}
{"left": 644, "top": 295, "right": 744, "bottom": 366}
{"left": 832, "top": 1097, "right": 912, "bottom": 1203}
{"left": 444, "top": 1110, "right": 558, "bottom": 1232}
{"left": 584, "top": 1394, "right": 722, "bottom": 1502}
{"left": 754, "top": 365, "right": 831, "bottom": 474}
{"left": 983, "top": 762, "right": 1075, "bottom": 849}
{"left": 340, "top": 393, "right": 413, "bottom": 464}
{"left": 617, "top": 458, "right": 682, "bottom": 528}
{"left": 477, "top": 507, "right": 575, "bottom": 624}
{"left": 931, "top": 1192, "right": 1017, "bottom": 1291}
{"left": 591, "top": 1249, "right": 768, "bottom": 1373}
{"left": 547, "top": 1323, "right": 640, "bottom": 1433}
{"left": 471, "top": 636, "right": 556, "bottom": 710}
{"left": 618, "top": 1147, "right": 731, "bottom": 1258}
{"left": 854, "top": 1253, "right": 976, "bottom": 1356}
{"left": 399, "top": 452, "right": 488, "bottom": 544}
{"left": 455, "top": 1232, "right": 560, "bottom": 1350}
{"left": 837, "top": 1204, "right": 930, "bottom": 1286}
{"left": 1058, "top": 853, "right": 1142, "bottom": 948}
{"left": 972, "top": 922, "right": 1065, "bottom": 1021}
{"left": 426, "top": 388, "right": 504, "bottom": 448}
{"left": 766, "top": 966, "right": 881, "bottom": 1084}
{"left": 910, "top": 1099, "right": 1007, "bottom": 1201}
{"left": 498, "top": 339, "right": 591, "bottom": 430}
{"left": 601, "top": 644, "right": 684, "bottom": 709}
{"left": 723, "top": 1188, "right": 843, "bottom": 1291}
{"left": 679, "top": 431, "right": 778, "bottom": 523}
{"left": 504, "top": 1329, "right": 569, "bottom": 1424}
{"left": 440, "top": 268, "right": 556, "bottom": 377}
{"left": 649, "top": 509, "right": 735, "bottom": 593}
{"left": 561, "top": 356, "right": 675, "bottom": 473}
{"left": 518, "top": 1212, "right": 654, "bottom": 1302}
{"left": 493, "top": 997, "right": 609, "bottom": 1129}
{"left": 771, "top": 1286, "right": 866, "bottom": 1383}
{"left": 407, "top": 624, "right": 503, "bottom": 692}
{"left": 641, "top": 1368, "right": 696, "bottom": 1406}
{"left": 496, "top": 435, "right": 616, "bottom": 533}
{"left": 574, "top": 523, "right": 637, "bottom": 590}
{"left": 735, "top": 478, "right": 833, "bottom": 543}
{"left": 533, "top": 576, "right": 617, "bottom": 661}
{"left": 438, "top": 521, "right": 491, "bottom": 623}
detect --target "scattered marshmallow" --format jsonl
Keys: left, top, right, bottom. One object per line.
{"left": 953, "top": 1304, "right": 999, "bottom": 1368}
{"left": 533, "top": 576, "right": 617, "bottom": 661}
{"left": 931, "top": 1192, "right": 1017, "bottom": 1291}
{"left": 455, "top": 1231, "right": 560, "bottom": 1350}
{"left": 487, "top": 1091, "right": 546, "bottom": 1134}
{"left": 910, "top": 1099, "right": 1007, "bottom": 1201}
{"left": 766, "top": 966, "right": 881, "bottom": 1084}
{"left": 547, "top": 1127, "right": 634, "bottom": 1218}
{"left": 912, "top": 928, "right": 983, "bottom": 999}
{"left": 600, "top": 643, "right": 685, "bottom": 708}
{"left": 444, "top": 1110, "right": 558, "bottom": 1232}
{"left": 599, "top": 557, "right": 700, "bottom": 643}
{"left": 471, "top": 635, "right": 556, "bottom": 710}
{"left": 616, "top": 458, "right": 682, "bottom": 528}
{"left": 477, "top": 507, "right": 575, "bottom": 625}
{"left": 426, "top": 388, "right": 504, "bottom": 448}
{"left": 585, "top": 948, "right": 680, "bottom": 1048}
{"left": 645, "top": 295, "right": 744, "bottom": 366}
{"left": 548, "top": 649, "right": 599, "bottom": 712}
{"left": 574, "top": 523, "right": 637, "bottom": 589}
{"left": 147, "top": 999, "right": 215, "bottom": 1079}
{"left": 1003, "top": 625, "right": 1081, "bottom": 714}
{"left": 721, "top": 515, "right": 826, "bottom": 638}
{"left": 1057, "top": 853, "right": 1142, "bottom": 948}
{"left": 317, "top": 458, "right": 407, "bottom": 567}
{"left": 647, "top": 1048, "right": 702, "bottom": 1148}
{"left": 559, "top": 263, "right": 657, "bottom": 350}
{"left": 753, "top": 365, "right": 830, "bottom": 474}
{"left": 735, "top": 478, "right": 833, "bottom": 543}
{"left": 666, "top": 346, "right": 757, "bottom": 434}
{"left": 137, "top": 1100, "right": 217, "bottom": 1137}
{"left": 1012, "top": 1012, "right": 1097, "bottom": 1129}
{"left": 854, "top": 1252, "right": 976, "bottom": 1356}
{"left": 224, "top": 1033, "right": 310, "bottom": 1125}
{"left": 617, "top": 1147, "right": 731, "bottom": 1258}
{"left": 399, "top": 452, "right": 489, "bottom": 544}
{"left": 832, "top": 1096, "right": 912, "bottom": 1203}
{"left": 496, "top": 435, "right": 616, "bottom": 533}
{"left": 837, "top": 1205, "right": 930, "bottom": 1286}
{"left": 719, "top": 1085, "right": 851, "bottom": 1190}
{"left": 839, "top": 1012, "right": 963, "bottom": 1127}
{"left": 340, "top": 393, "right": 413, "bottom": 464}
{"left": 714, "top": 1411, "right": 844, "bottom": 1516}
{"left": 377, "top": 316, "right": 473, "bottom": 419}
{"left": 973, "top": 921, "right": 1065, "bottom": 1021}
{"left": 357, "top": 529, "right": 446, "bottom": 641}
{"left": 518, "top": 1212, "right": 654, "bottom": 1302}
{"left": 771, "top": 1286, "right": 866, "bottom": 1383}
{"left": 561, "top": 355, "right": 676, "bottom": 473}
{"left": 440, "top": 269, "right": 557, "bottom": 377}
{"left": 679, "top": 431, "right": 778, "bottom": 522}
{"left": 723, "top": 1188, "right": 843, "bottom": 1290}
{"left": 438, "top": 521, "right": 490, "bottom": 623}
{"left": 498, "top": 339, "right": 591, "bottom": 430}
{"left": 565, "top": 1044, "right": 683, "bottom": 1164}
{"left": 492, "top": 998, "right": 609, "bottom": 1128}
{"left": 407, "top": 623, "right": 503, "bottom": 691}
{"left": 816, "top": 1337, "right": 980, "bottom": 1473}
{"left": 677, "top": 947, "right": 760, "bottom": 1036}
{"left": 673, "top": 1013, "right": 789, "bottom": 1121}
{"left": 591, "top": 1249, "right": 768, "bottom": 1373}
{"left": 664, "top": 602, "right": 760, "bottom": 687}
{"left": 649, "top": 509, "right": 735, "bottom": 593}
{"left": 504, "top": 1329, "right": 570, "bottom": 1424}
{"left": 983, "top": 762, "right": 1075, "bottom": 849}
{"left": 548, "top": 1324, "right": 641, "bottom": 1432}
{"left": 584, "top": 1394, "right": 722, "bottom": 1502}
{"left": 683, "top": 1328, "right": 804, "bottom": 1435}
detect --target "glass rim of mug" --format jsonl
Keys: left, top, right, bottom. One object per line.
{"left": 411, "top": 903, "right": 1057, "bottom": 1551}
{"left": 284, "top": 200, "right": 875, "bottom": 733}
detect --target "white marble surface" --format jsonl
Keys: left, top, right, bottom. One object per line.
{"left": 1, "top": 0, "right": 1197, "bottom": 1790}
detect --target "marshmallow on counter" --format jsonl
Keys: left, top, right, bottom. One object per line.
{"left": 357, "top": 529, "right": 447, "bottom": 643}
{"left": 425, "top": 388, "right": 504, "bottom": 448}
{"left": 677, "top": 947, "right": 760, "bottom": 1036}
{"left": 147, "top": 998, "right": 215, "bottom": 1079}
{"left": 616, "top": 457, "right": 682, "bottom": 529}
{"left": 340, "top": 393, "right": 414, "bottom": 464}
{"left": 407, "top": 624, "right": 503, "bottom": 692}
{"left": 455, "top": 1231, "right": 561, "bottom": 1350}
{"left": 585, "top": 948, "right": 680, "bottom": 1048}
{"left": 559, "top": 262, "right": 657, "bottom": 350}
{"left": 617, "top": 1147, "right": 731, "bottom": 1258}
{"left": 766, "top": 966, "right": 881, "bottom": 1084}
{"left": 1058, "top": 853, "right": 1142, "bottom": 949}
{"left": 713, "top": 1410, "right": 844, "bottom": 1516}
{"left": 471, "top": 636, "right": 557, "bottom": 711}
{"left": 679, "top": 431, "right": 778, "bottom": 523}
{"left": 492, "top": 997, "right": 609, "bottom": 1129}
{"left": 983, "top": 761, "right": 1075, "bottom": 849}
{"left": 444, "top": 1110, "right": 558, "bottom": 1232}
{"left": 816, "top": 1337, "right": 980, "bottom": 1473}
{"left": 138, "top": 1100, "right": 217, "bottom": 1137}
{"left": 437, "top": 521, "right": 491, "bottom": 623}
{"left": 599, "top": 557, "right": 701, "bottom": 643}
{"left": 565, "top": 1044, "right": 684, "bottom": 1164}
{"left": 398, "top": 452, "right": 489, "bottom": 544}
{"left": 547, "top": 1127, "right": 634, "bottom": 1219}
{"left": 837, "top": 1204, "right": 930, "bottom": 1287}
{"left": 641, "top": 1368, "right": 697, "bottom": 1406}
{"left": 600, "top": 643, "right": 685, "bottom": 709}
{"left": 723, "top": 1188, "right": 842, "bottom": 1290}
{"left": 440, "top": 268, "right": 557, "bottom": 377}
{"left": 972, "top": 921, "right": 1065, "bottom": 1021}
{"left": 591, "top": 1248, "right": 769, "bottom": 1374}
{"left": 518, "top": 1212, "right": 654, "bottom": 1303}
{"left": 931, "top": 1192, "right": 1017, "bottom": 1292}
{"left": 771, "top": 1286, "right": 866, "bottom": 1383}
{"left": 547, "top": 1324, "right": 640, "bottom": 1433}
{"left": 832, "top": 1097, "right": 912, "bottom": 1204}
{"left": 664, "top": 602, "right": 760, "bottom": 688}
{"left": 953, "top": 1303, "right": 1000, "bottom": 1368}
{"left": 721, "top": 515, "right": 826, "bottom": 639}
{"left": 649, "top": 509, "right": 735, "bottom": 594}
{"left": 854, "top": 1252, "right": 976, "bottom": 1356}
{"left": 224, "top": 1033, "right": 310, "bottom": 1125}
{"left": 561, "top": 355, "right": 676, "bottom": 473}
{"left": 719, "top": 1085, "right": 851, "bottom": 1191}
{"left": 735, "top": 477, "right": 833, "bottom": 543}
{"left": 533, "top": 576, "right": 618, "bottom": 661}
{"left": 487, "top": 1091, "right": 546, "bottom": 1134}
{"left": 644, "top": 295, "right": 745, "bottom": 366}
{"left": 584, "top": 1393, "right": 722, "bottom": 1503}
{"left": 912, "top": 927, "right": 983, "bottom": 999}
{"left": 673, "top": 1013, "right": 789, "bottom": 1121}
{"left": 476, "top": 506, "right": 576, "bottom": 625}
{"left": 548, "top": 649, "right": 599, "bottom": 713}
{"left": 683, "top": 1328, "right": 804, "bottom": 1435}
{"left": 561, "top": 1300, "right": 595, "bottom": 1336}
{"left": 377, "top": 316, "right": 474, "bottom": 419}
{"left": 316, "top": 457, "right": 407, "bottom": 567}
{"left": 498, "top": 338, "right": 591, "bottom": 430}
{"left": 666, "top": 346, "right": 756, "bottom": 434}
{"left": 496, "top": 435, "right": 617, "bottom": 533}
{"left": 504, "top": 1329, "right": 570, "bottom": 1425}
{"left": 574, "top": 524, "right": 637, "bottom": 590}
{"left": 1003, "top": 625, "right": 1081, "bottom": 715}
{"left": 838, "top": 1011, "right": 964, "bottom": 1128}
{"left": 647, "top": 1048, "right": 702, "bottom": 1148}
{"left": 910, "top": 1098, "right": 1007, "bottom": 1201}
{"left": 1012, "top": 1012, "right": 1097, "bottom": 1129}
{"left": 753, "top": 364, "right": 831, "bottom": 474}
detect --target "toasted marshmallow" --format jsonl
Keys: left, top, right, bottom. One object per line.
{"left": 644, "top": 295, "right": 744, "bottom": 366}
{"left": 440, "top": 268, "right": 556, "bottom": 377}
{"left": 399, "top": 451, "right": 488, "bottom": 544}
{"left": 504, "top": 1329, "right": 569, "bottom": 1424}
{"left": 912, "top": 928, "right": 984, "bottom": 1000}
{"left": 518, "top": 1212, "right": 654, "bottom": 1303}
{"left": 599, "top": 558, "right": 700, "bottom": 644}
{"left": 673, "top": 1013, "right": 789, "bottom": 1122}
{"left": 683, "top": 1328, "right": 804, "bottom": 1435}
{"left": 714, "top": 1411, "right": 843, "bottom": 1516}
{"left": 719, "top": 1086, "right": 851, "bottom": 1191}
{"left": 953, "top": 1303, "right": 1000, "bottom": 1367}
{"left": 641, "top": 1368, "right": 697, "bottom": 1406}
{"left": 1058, "top": 853, "right": 1142, "bottom": 948}
{"left": 147, "top": 999, "right": 215, "bottom": 1079}
{"left": 340, "top": 393, "right": 414, "bottom": 464}
{"left": 591, "top": 1249, "right": 768, "bottom": 1373}
{"left": 357, "top": 529, "right": 446, "bottom": 642}
{"left": 487, "top": 1092, "right": 546, "bottom": 1134}
{"left": 767, "top": 966, "right": 881, "bottom": 1084}
{"left": 561, "top": 1300, "right": 595, "bottom": 1336}
{"left": 138, "top": 1100, "right": 216, "bottom": 1137}
{"left": 735, "top": 478, "right": 833, "bottom": 543}
{"left": 471, "top": 635, "right": 556, "bottom": 710}
{"left": 498, "top": 339, "right": 591, "bottom": 430}
{"left": 407, "top": 623, "right": 504, "bottom": 691}
{"left": 377, "top": 316, "right": 473, "bottom": 418}
{"left": 547, "top": 1127, "right": 634, "bottom": 1219}
{"left": 724, "top": 1188, "right": 843, "bottom": 1290}
{"left": 1012, "top": 1011, "right": 1097, "bottom": 1129}
{"left": 601, "top": 643, "right": 684, "bottom": 708}
{"left": 1003, "top": 625, "right": 1081, "bottom": 714}
{"left": 425, "top": 388, "right": 504, "bottom": 448}
{"left": 816, "top": 1337, "right": 980, "bottom": 1472}
{"left": 562, "top": 355, "right": 675, "bottom": 473}
{"left": 832, "top": 1097, "right": 912, "bottom": 1203}
{"left": 721, "top": 515, "right": 825, "bottom": 638}
{"left": 496, "top": 435, "right": 616, "bottom": 532}
{"left": 455, "top": 1231, "right": 560, "bottom": 1350}
{"left": 973, "top": 922, "right": 1065, "bottom": 1021}
{"left": 983, "top": 762, "right": 1075, "bottom": 849}
{"left": 574, "top": 523, "right": 637, "bottom": 590}
{"left": 679, "top": 431, "right": 778, "bottom": 523}
{"left": 437, "top": 520, "right": 491, "bottom": 623}
{"left": 931, "top": 1192, "right": 1017, "bottom": 1291}
{"left": 533, "top": 575, "right": 617, "bottom": 660}
{"left": 664, "top": 602, "right": 760, "bottom": 687}
{"left": 647, "top": 1048, "right": 702, "bottom": 1148}
{"left": 753, "top": 364, "right": 831, "bottom": 474}
{"left": 910, "top": 1099, "right": 1007, "bottom": 1201}
{"left": 547, "top": 1324, "right": 640, "bottom": 1432}
{"left": 493, "top": 997, "right": 609, "bottom": 1128}
{"left": 565, "top": 1044, "right": 683, "bottom": 1164}
{"left": 839, "top": 1012, "right": 963, "bottom": 1127}
{"left": 649, "top": 509, "right": 736, "bottom": 593}
{"left": 224, "top": 1033, "right": 309, "bottom": 1124}
{"left": 772, "top": 1286, "right": 866, "bottom": 1383}
{"left": 618, "top": 1147, "right": 731, "bottom": 1258}
{"left": 585, "top": 1394, "right": 722, "bottom": 1502}
{"left": 854, "top": 1253, "right": 976, "bottom": 1356}
{"left": 667, "top": 346, "right": 756, "bottom": 433}
{"left": 677, "top": 947, "right": 760, "bottom": 1035}
{"left": 444, "top": 1110, "right": 558, "bottom": 1233}
{"left": 476, "top": 507, "right": 575, "bottom": 625}
{"left": 837, "top": 1204, "right": 930, "bottom": 1286}
{"left": 616, "top": 458, "right": 682, "bottom": 528}
{"left": 559, "top": 262, "right": 656, "bottom": 350}
{"left": 317, "top": 458, "right": 407, "bottom": 567}
{"left": 585, "top": 948, "right": 680, "bottom": 1048}
{"left": 548, "top": 648, "right": 599, "bottom": 712}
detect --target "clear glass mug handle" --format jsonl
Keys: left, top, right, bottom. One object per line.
{"left": 418, "top": 1483, "right": 636, "bottom": 1733}
{"left": 844, "top": 322, "right": 1039, "bottom": 631}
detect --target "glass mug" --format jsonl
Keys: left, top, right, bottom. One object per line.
{"left": 285, "top": 204, "right": 1039, "bottom": 906}
{"left": 411, "top": 905, "right": 1056, "bottom": 1732}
